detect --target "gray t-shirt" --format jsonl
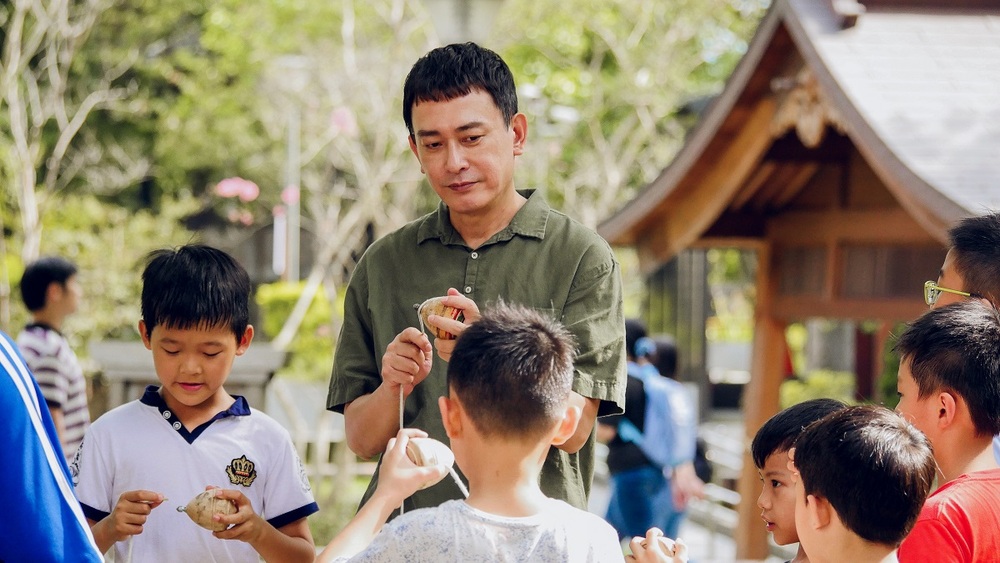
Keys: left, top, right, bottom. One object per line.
{"left": 333, "top": 498, "right": 623, "bottom": 562}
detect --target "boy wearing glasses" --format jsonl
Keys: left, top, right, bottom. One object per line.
{"left": 894, "top": 301, "right": 1000, "bottom": 562}
{"left": 923, "top": 211, "right": 1000, "bottom": 463}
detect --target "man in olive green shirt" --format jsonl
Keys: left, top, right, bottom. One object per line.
{"left": 326, "top": 42, "right": 626, "bottom": 514}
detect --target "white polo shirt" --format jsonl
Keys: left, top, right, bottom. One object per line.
{"left": 73, "top": 386, "right": 318, "bottom": 563}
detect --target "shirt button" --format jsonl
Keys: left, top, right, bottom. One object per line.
{"left": 162, "top": 411, "right": 171, "bottom": 419}
{"left": 470, "top": 251, "right": 479, "bottom": 259}
{"left": 464, "top": 286, "right": 472, "bottom": 294}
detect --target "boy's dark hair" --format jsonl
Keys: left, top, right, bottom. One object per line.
{"left": 949, "top": 211, "right": 1000, "bottom": 305}
{"left": 651, "top": 336, "right": 678, "bottom": 379}
{"left": 794, "top": 405, "right": 935, "bottom": 546}
{"left": 140, "top": 245, "right": 251, "bottom": 342}
{"left": 447, "top": 302, "right": 575, "bottom": 439}
{"left": 751, "top": 398, "right": 848, "bottom": 468}
{"left": 894, "top": 299, "right": 1000, "bottom": 436}
{"left": 20, "top": 257, "right": 78, "bottom": 312}
{"left": 402, "top": 42, "right": 518, "bottom": 137}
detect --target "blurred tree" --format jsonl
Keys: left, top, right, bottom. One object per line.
{"left": 496, "top": 0, "right": 769, "bottom": 227}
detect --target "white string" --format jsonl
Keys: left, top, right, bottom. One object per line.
{"left": 126, "top": 535, "right": 133, "bottom": 563}
{"left": 449, "top": 467, "right": 470, "bottom": 498}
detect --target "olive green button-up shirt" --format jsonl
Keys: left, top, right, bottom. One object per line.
{"left": 327, "top": 189, "right": 626, "bottom": 512}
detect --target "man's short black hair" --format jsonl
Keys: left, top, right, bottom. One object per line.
{"left": 751, "top": 398, "right": 848, "bottom": 468}
{"left": 20, "top": 257, "right": 78, "bottom": 312}
{"left": 447, "top": 302, "right": 575, "bottom": 440}
{"left": 894, "top": 299, "right": 1000, "bottom": 437}
{"left": 794, "top": 405, "right": 935, "bottom": 547}
{"left": 402, "top": 42, "right": 518, "bottom": 137}
{"left": 949, "top": 211, "right": 1000, "bottom": 305}
{"left": 140, "top": 244, "right": 251, "bottom": 342}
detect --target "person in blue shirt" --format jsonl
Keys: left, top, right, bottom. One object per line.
{"left": 0, "top": 329, "right": 102, "bottom": 562}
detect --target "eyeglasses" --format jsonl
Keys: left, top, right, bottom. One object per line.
{"left": 923, "top": 280, "right": 978, "bottom": 306}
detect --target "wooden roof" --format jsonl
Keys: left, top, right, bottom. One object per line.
{"left": 599, "top": 0, "right": 1000, "bottom": 266}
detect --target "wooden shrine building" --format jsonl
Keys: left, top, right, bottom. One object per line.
{"left": 598, "top": 0, "right": 1000, "bottom": 558}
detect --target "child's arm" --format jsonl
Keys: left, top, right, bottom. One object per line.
{"left": 212, "top": 488, "right": 315, "bottom": 563}
{"left": 315, "top": 428, "right": 448, "bottom": 563}
{"left": 88, "top": 490, "right": 166, "bottom": 553}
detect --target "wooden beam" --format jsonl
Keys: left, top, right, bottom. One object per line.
{"left": 767, "top": 208, "right": 939, "bottom": 246}
{"left": 772, "top": 296, "right": 926, "bottom": 322}
{"left": 771, "top": 163, "right": 819, "bottom": 208}
{"left": 638, "top": 97, "right": 777, "bottom": 267}
{"left": 731, "top": 161, "right": 777, "bottom": 211}
{"left": 735, "top": 241, "right": 784, "bottom": 560}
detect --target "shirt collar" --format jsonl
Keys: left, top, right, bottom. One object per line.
{"left": 416, "top": 189, "right": 550, "bottom": 247}
{"left": 140, "top": 384, "right": 251, "bottom": 444}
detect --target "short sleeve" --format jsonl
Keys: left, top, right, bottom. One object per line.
{"left": 327, "top": 257, "right": 381, "bottom": 413}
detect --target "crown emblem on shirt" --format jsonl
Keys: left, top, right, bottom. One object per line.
{"left": 226, "top": 455, "right": 257, "bottom": 487}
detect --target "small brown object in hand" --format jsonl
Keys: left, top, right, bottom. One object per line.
{"left": 176, "top": 489, "right": 237, "bottom": 532}
{"left": 417, "top": 296, "right": 463, "bottom": 340}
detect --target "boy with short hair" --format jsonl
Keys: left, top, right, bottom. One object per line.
{"left": 789, "top": 405, "right": 936, "bottom": 563}
{"left": 317, "top": 302, "right": 624, "bottom": 562}
{"left": 73, "top": 244, "right": 318, "bottom": 562}
{"left": 894, "top": 300, "right": 1000, "bottom": 561}
{"left": 751, "top": 398, "right": 848, "bottom": 562}
{"left": 17, "top": 256, "right": 90, "bottom": 464}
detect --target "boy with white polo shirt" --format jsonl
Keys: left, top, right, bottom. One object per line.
{"left": 73, "top": 244, "right": 318, "bottom": 562}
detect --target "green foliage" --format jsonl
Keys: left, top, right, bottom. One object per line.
{"left": 2, "top": 193, "right": 197, "bottom": 347}
{"left": 779, "top": 369, "right": 856, "bottom": 409}
{"left": 255, "top": 281, "right": 340, "bottom": 382}
{"left": 877, "top": 323, "right": 906, "bottom": 409}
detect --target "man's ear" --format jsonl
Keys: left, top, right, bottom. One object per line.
{"left": 407, "top": 135, "right": 425, "bottom": 174}
{"left": 806, "top": 494, "right": 832, "bottom": 530}
{"left": 511, "top": 113, "right": 527, "bottom": 156}
{"left": 439, "top": 395, "right": 464, "bottom": 439}
{"left": 551, "top": 404, "right": 582, "bottom": 446}
{"left": 937, "top": 391, "right": 958, "bottom": 429}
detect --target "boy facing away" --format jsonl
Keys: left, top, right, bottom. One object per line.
{"left": 73, "top": 244, "right": 318, "bottom": 562}
{"left": 17, "top": 256, "right": 90, "bottom": 464}
{"left": 751, "top": 398, "right": 848, "bottom": 563}
{"left": 894, "top": 300, "right": 1000, "bottom": 561}
{"left": 317, "top": 302, "right": 627, "bottom": 562}
{"left": 789, "top": 405, "right": 936, "bottom": 563}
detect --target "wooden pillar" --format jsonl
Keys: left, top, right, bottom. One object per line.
{"left": 735, "top": 242, "right": 787, "bottom": 560}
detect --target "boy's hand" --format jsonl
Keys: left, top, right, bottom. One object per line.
{"left": 211, "top": 487, "right": 266, "bottom": 544}
{"left": 382, "top": 327, "right": 433, "bottom": 396}
{"left": 627, "top": 529, "right": 688, "bottom": 563}
{"left": 106, "top": 490, "right": 166, "bottom": 542}
{"left": 372, "top": 428, "right": 449, "bottom": 505}
{"left": 430, "top": 288, "right": 480, "bottom": 362}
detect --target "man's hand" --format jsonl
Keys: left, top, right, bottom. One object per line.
{"left": 381, "top": 327, "right": 433, "bottom": 396}
{"left": 428, "top": 288, "right": 480, "bottom": 362}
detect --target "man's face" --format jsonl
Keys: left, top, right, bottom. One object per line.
{"left": 407, "top": 89, "right": 526, "bottom": 221}
{"left": 932, "top": 249, "right": 967, "bottom": 309}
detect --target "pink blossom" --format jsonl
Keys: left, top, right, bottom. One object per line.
{"left": 330, "top": 107, "right": 358, "bottom": 138}
{"left": 282, "top": 185, "right": 300, "bottom": 205}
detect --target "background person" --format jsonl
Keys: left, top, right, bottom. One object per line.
{"left": 17, "top": 256, "right": 90, "bottom": 464}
